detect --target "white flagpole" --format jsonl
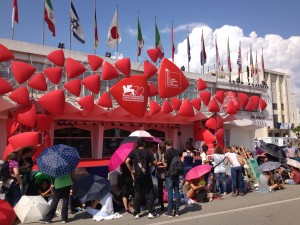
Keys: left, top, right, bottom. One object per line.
{"left": 69, "top": 0, "right": 72, "bottom": 50}
{"left": 116, "top": 5, "right": 119, "bottom": 60}
{"left": 42, "top": 0, "right": 45, "bottom": 45}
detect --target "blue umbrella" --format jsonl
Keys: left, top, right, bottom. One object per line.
{"left": 36, "top": 144, "right": 80, "bottom": 177}
{"left": 257, "top": 161, "right": 281, "bottom": 172}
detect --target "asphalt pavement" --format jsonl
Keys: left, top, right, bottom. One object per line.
{"left": 14, "top": 185, "right": 300, "bottom": 225}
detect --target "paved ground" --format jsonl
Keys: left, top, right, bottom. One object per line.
{"left": 14, "top": 185, "right": 300, "bottom": 225}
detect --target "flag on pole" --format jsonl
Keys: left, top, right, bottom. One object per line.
{"left": 250, "top": 44, "right": 254, "bottom": 77}
{"left": 155, "top": 22, "right": 164, "bottom": 59}
{"left": 12, "top": 0, "right": 18, "bottom": 28}
{"left": 187, "top": 32, "right": 191, "bottom": 62}
{"left": 171, "top": 21, "right": 175, "bottom": 62}
{"left": 94, "top": 3, "right": 98, "bottom": 48}
{"left": 200, "top": 30, "right": 206, "bottom": 66}
{"left": 227, "top": 37, "right": 232, "bottom": 73}
{"left": 44, "top": 0, "right": 55, "bottom": 36}
{"left": 107, "top": 8, "right": 121, "bottom": 49}
{"left": 70, "top": 1, "right": 85, "bottom": 44}
{"left": 237, "top": 41, "right": 242, "bottom": 77}
{"left": 261, "top": 47, "right": 265, "bottom": 80}
{"left": 137, "top": 17, "right": 144, "bottom": 56}
{"left": 215, "top": 34, "right": 220, "bottom": 72}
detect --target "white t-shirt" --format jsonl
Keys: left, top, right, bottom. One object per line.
{"left": 201, "top": 152, "right": 209, "bottom": 164}
{"left": 225, "top": 152, "right": 240, "bottom": 167}
{"left": 212, "top": 154, "right": 226, "bottom": 173}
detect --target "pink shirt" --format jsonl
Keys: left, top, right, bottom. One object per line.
{"left": 8, "top": 160, "right": 19, "bottom": 175}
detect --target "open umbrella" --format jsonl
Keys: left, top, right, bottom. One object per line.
{"left": 34, "top": 171, "right": 51, "bottom": 184}
{"left": 260, "top": 144, "right": 286, "bottom": 159}
{"left": 257, "top": 161, "right": 281, "bottom": 172}
{"left": 185, "top": 164, "right": 212, "bottom": 181}
{"left": 286, "top": 158, "right": 300, "bottom": 169}
{"left": 0, "top": 199, "right": 16, "bottom": 225}
{"left": 14, "top": 195, "right": 50, "bottom": 224}
{"left": 73, "top": 175, "right": 111, "bottom": 203}
{"left": 129, "top": 130, "right": 152, "bottom": 137}
{"left": 36, "top": 144, "right": 80, "bottom": 177}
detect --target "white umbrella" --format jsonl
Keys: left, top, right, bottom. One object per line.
{"left": 14, "top": 195, "right": 50, "bottom": 223}
{"left": 129, "top": 130, "right": 152, "bottom": 137}
{"left": 287, "top": 158, "right": 300, "bottom": 169}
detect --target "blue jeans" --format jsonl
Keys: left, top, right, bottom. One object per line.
{"left": 231, "top": 166, "right": 244, "bottom": 194}
{"left": 5, "top": 181, "right": 21, "bottom": 206}
{"left": 165, "top": 176, "right": 180, "bottom": 215}
{"left": 215, "top": 173, "right": 227, "bottom": 193}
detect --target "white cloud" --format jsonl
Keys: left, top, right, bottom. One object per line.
{"left": 173, "top": 24, "right": 300, "bottom": 105}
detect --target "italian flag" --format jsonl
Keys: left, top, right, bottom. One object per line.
{"left": 155, "top": 23, "right": 164, "bottom": 59}
{"left": 137, "top": 18, "right": 144, "bottom": 56}
{"left": 44, "top": 0, "right": 55, "bottom": 36}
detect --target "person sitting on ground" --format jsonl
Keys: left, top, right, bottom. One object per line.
{"left": 257, "top": 171, "right": 284, "bottom": 193}
{"left": 182, "top": 177, "right": 208, "bottom": 204}
{"left": 284, "top": 166, "right": 300, "bottom": 185}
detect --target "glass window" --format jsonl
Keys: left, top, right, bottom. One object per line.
{"left": 272, "top": 103, "right": 277, "bottom": 110}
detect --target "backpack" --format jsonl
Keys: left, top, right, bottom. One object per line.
{"left": 168, "top": 155, "right": 184, "bottom": 177}
{"left": 0, "top": 160, "right": 11, "bottom": 181}
{"left": 133, "top": 150, "right": 147, "bottom": 178}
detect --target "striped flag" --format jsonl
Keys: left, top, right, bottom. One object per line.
{"left": 215, "top": 34, "right": 220, "bottom": 72}
{"left": 137, "top": 16, "right": 144, "bottom": 56}
{"left": 44, "top": 0, "right": 55, "bottom": 36}
{"left": 171, "top": 21, "right": 175, "bottom": 62}
{"left": 250, "top": 44, "right": 254, "bottom": 77}
{"left": 70, "top": 0, "right": 85, "bottom": 44}
{"left": 94, "top": 2, "right": 98, "bottom": 48}
{"left": 261, "top": 47, "right": 265, "bottom": 80}
{"left": 227, "top": 37, "right": 232, "bottom": 73}
{"left": 12, "top": 0, "right": 18, "bottom": 28}
{"left": 237, "top": 41, "right": 242, "bottom": 77}
{"left": 200, "top": 30, "right": 206, "bottom": 66}
{"left": 155, "top": 21, "right": 164, "bottom": 59}
{"left": 187, "top": 32, "right": 191, "bottom": 62}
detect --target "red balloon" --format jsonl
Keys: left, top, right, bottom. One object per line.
{"left": 64, "top": 79, "right": 81, "bottom": 97}
{"left": 36, "top": 114, "right": 52, "bottom": 132}
{"left": 179, "top": 99, "right": 194, "bottom": 117}
{"left": 78, "top": 95, "right": 95, "bottom": 112}
{"left": 245, "top": 101, "right": 254, "bottom": 111}
{"left": 150, "top": 100, "right": 161, "bottom": 116}
{"left": 97, "top": 92, "right": 113, "bottom": 108}
{"left": 44, "top": 67, "right": 63, "bottom": 85}
{"left": 11, "top": 61, "right": 36, "bottom": 84}
{"left": 200, "top": 128, "right": 216, "bottom": 144}
{"left": 8, "top": 86, "right": 30, "bottom": 106}
{"left": 6, "top": 118, "right": 19, "bottom": 136}
{"left": 65, "top": 57, "right": 86, "bottom": 78}
{"left": 8, "top": 132, "right": 39, "bottom": 150}
{"left": 144, "top": 60, "right": 157, "bottom": 78}
{"left": 215, "top": 90, "right": 224, "bottom": 104}
{"left": 0, "top": 44, "right": 14, "bottom": 62}
{"left": 260, "top": 98, "right": 267, "bottom": 111}
{"left": 216, "top": 115, "right": 223, "bottom": 129}
{"left": 148, "top": 82, "right": 158, "bottom": 96}
{"left": 226, "top": 101, "right": 237, "bottom": 114}
{"left": 200, "top": 91, "right": 211, "bottom": 106}
{"left": 38, "top": 90, "right": 65, "bottom": 116}
{"left": 115, "top": 58, "right": 131, "bottom": 77}
{"left": 208, "top": 98, "right": 220, "bottom": 112}
{"left": 47, "top": 49, "right": 65, "bottom": 67}
{"left": 14, "top": 104, "right": 36, "bottom": 127}
{"left": 161, "top": 100, "right": 173, "bottom": 114}
{"left": 102, "top": 61, "right": 119, "bottom": 80}
{"left": 0, "top": 77, "right": 13, "bottom": 95}
{"left": 238, "top": 92, "right": 249, "bottom": 109}
{"left": 171, "top": 98, "right": 182, "bottom": 111}
{"left": 197, "top": 78, "right": 207, "bottom": 91}
{"left": 205, "top": 117, "right": 217, "bottom": 130}
{"left": 222, "top": 91, "right": 238, "bottom": 108}
{"left": 249, "top": 95, "right": 260, "bottom": 110}
{"left": 82, "top": 74, "right": 101, "bottom": 94}
{"left": 216, "top": 128, "right": 224, "bottom": 141}
{"left": 87, "top": 54, "right": 103, "bottom": 71}
{"left": 158, "top": 58, "right": 189, "bottom": 98}
{"left": 147, "top": 48, "right": 160, "bottom": 63}
{"left": 2, "top": 144, "right": 14, "bottom": 160}
{"left": 0, "top": 199, "right": 16, "bottom": 225}
{"left": 191, "top": 98, "right": 201, "bottom": 111}
{"left": 28, "top": 73, "right": 47, "bottom": 91}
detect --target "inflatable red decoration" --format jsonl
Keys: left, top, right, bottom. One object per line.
{"left": 249, "top": 95, "right": 260, "bottom": 110}
{"left": 28, "top": 73, "right": 47, "bottom": 91}
{"left": 32, "top": 144, "right": 45, "bottom": 162}
{"left": 179, "top": 99, "right": 194, "bottom": 117}
{"left": 171, "top": 98, "right": 182, "bottom": 111}
{"left": 216, "top": 128, "right": 224, "bottom": 142}
{"left": 82, "top": 74, "right": 101, "bottom": 94}
{"left": 8, "top": 132, "right": 39, "bottom": 150}
{"left": 147, "top": 48, "right": 160, "bottom": 63}
{"left": 205, "top": 117, "right": 217, "bottom": 130}
{"left": 6, "top": 118, "right": 19, "bottom": 136}
{"left": 197, "top": 78, "right": 207, "bottom": 91}
{"left": 148, "top": 82, "right": 158, "bottom": 96}
{"left": 0, "top": 44, "right": 14, "bottom": 62}
{"left": 150, "top": 100, "right": 161, "bottom": 116}
{"left": 11, "top": 61, "right": 36, "bottom": 84}
{"left": 45, "top": 131, "right": 52, "bottom": 147}
{"left": 191, "top": 98, "right": 201, "bottom": 111}
{"left": 158, "top": 58, "right": 189, "bottom": 98}
{"left": 215, "top": 90, "right": 224, "bottom": 104}
{"left": 14, "top": 104, "right": 36, "bottom": 127}
{"left": 115, "top": 58, "right": 131, "bottom": 77}
{"left": 97, "top": 92, "right": 112, "bottom": 108}
{"left": 202, "top": 129, "right": 216, "bottom": 144}
{"left": 200, "top": 91, "right": 211, "bottom": 106}
{"left": 238, "top": 92, "right": 249, "bottom": 109}
{"left": 47, "top": 49, "right": 65, "bottom": 67}
{"left": 102, "top": 61, "right": 119, "bottom": 80}
{"left": 226, "top": 101, "right": 237, "bottom": 114}
{"left": 3, "top": 144, "right": 14, "bottom": 160}
{"left": 208, "top": 98, "right": 220, "bottom": 112}
{"left": 222, "top": 91, "right": 238, "bottom": 108}
{"left": 78, "top": 95, "right": 94, "bottom": 112}
{"left": 65, "top": 57, "right": 86, "bottom": 78}
{"left": 144, "top": 60, "right": 158, "bottom": 78}
{"left": 64, "top": 79, "right": 81, "bottom": 97}
{"left": 259, "top": 98, "right": 267, "bottom": 111}
{"left": 110, "top": 75, "right": 148, "bottom": 117}
{"left": 38, "top": 90, "right": 65, "bottom": 116}
{"left": 36, "top": 114, "right": 52, "bottom": 132}
{"left": 216, "top": 115, "right": 223, "bottom": 128}
{"left": 8, "top": 86, "right": 30, "bottom": 106}
{"left": 161, "top": 100, "right": 173, "bottom": 114}
{"left": 87, "top": 54, "right": 103, "bottom": 71}
{"left": 245, "top": 101, "right": 254, "bottom": 112}
{"left": 0, "top": 77, "right": 13, "bottom": 95}
{"left": 44, "top": 67, "right": 63, "bottom": 85}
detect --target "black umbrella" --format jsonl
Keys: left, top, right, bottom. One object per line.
{"left": 260, "top": 144, "right": 286, "bottom": 159}
{"left": 73, "top": 175, "right": 111, "bottom": 203}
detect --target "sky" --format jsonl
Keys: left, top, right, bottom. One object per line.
{"left": 1, "top": 0, "right": 300, "bottom": 104}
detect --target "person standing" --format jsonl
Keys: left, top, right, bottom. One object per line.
{"left": 40, "top": 174, "right": 72, "bottom": 224}
{"left": 201, "top": 145, "right": 210, "bottom": 164}
{"left": 120, "top": 162, "right": 134, "bottom": 213}
{"left": 182, "top": 143, "right": 195, "bottom": 178}
{"left": 163, "top": 140, "right": 181, "bottom": 217}
{"left": 212, "top": 146, "right": 227, "bottom": 195}
{"left": 19, "top": 147, "right": 34, "bottom": 195}
{"left": 126, "top": 138, "right": 159, "bottom": 219}
{"left": 284, "top": 142, "right": 297, "bottom": 159}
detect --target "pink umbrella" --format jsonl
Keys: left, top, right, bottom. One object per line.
{"left": 185, "top": 164, "right": 212, "bottom": 181}
{"left": 108, "top": 142, "right": 135, "bottom": 171}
